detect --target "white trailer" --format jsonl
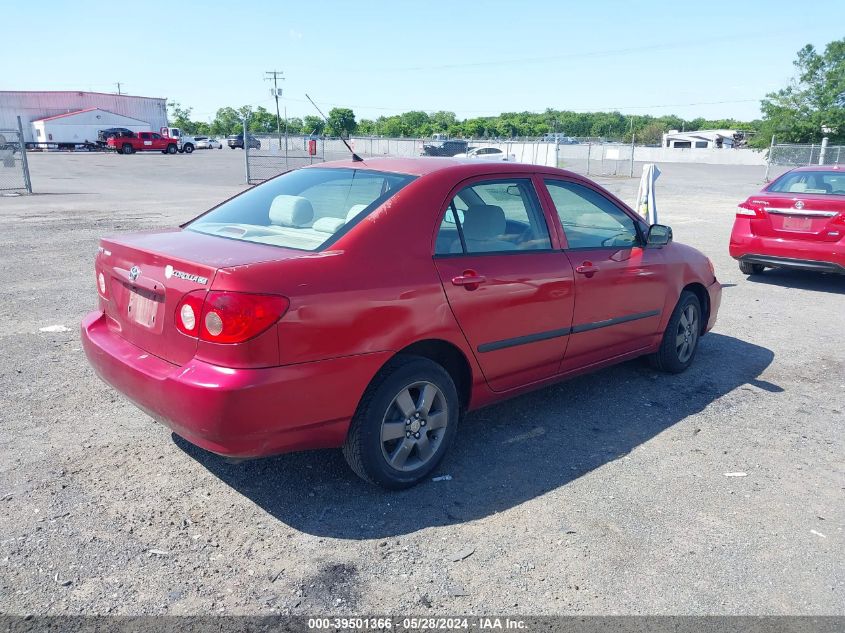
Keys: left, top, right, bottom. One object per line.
{"left": 30, "top": 108, "right": 151, "bottom": 148}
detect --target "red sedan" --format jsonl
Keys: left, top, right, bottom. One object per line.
{"left": 81, "top": 158, "right": 721, "bottom": 488}
{"left": 730, "top": 165, "right": 845, "bottom": 275}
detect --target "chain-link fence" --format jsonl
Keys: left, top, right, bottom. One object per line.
{"left": 243, "top": 133, "right": 638, "bottom": 184}
{"left": 765, "top": 141, "right": 845, "bottom": 180}
{"left": 0, "top": 128, "right": 32, "bottom": 194}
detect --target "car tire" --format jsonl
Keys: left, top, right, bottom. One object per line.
{"left": 739, "top": 261, "right": 765, "bottom": 275}
{"left": 122, "top": 143, "right": 133, "bottom": 155}
{"left": 648, "top": 291, "right": 702, "bottom": 374}
{"left": 343, "top": 355, "right": 459, "bottom": 489}
{"left": 166, "top": 144, "right": 177, "bottom": 154}
{"left": 183, "top": 143, "right": 194, "bottom": 154}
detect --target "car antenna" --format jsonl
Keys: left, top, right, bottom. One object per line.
{"left": 305, "top": 93, "right": 364, "bottom": 162}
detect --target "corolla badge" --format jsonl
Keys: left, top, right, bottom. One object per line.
{"left": 794, "top": 200, "right": 805, "bottom": 210}
{"left": 128, "top": 266, "right": 141, "bottom": 281}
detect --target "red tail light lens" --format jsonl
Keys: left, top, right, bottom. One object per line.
{"left": 736, "top": 201, "right": 766, "bottom": 218}
{"left": 176, "top": 291, "right": 289, "bottom": 343}
{"left": 175, "top": 290, "right": 205, "bottom": 336}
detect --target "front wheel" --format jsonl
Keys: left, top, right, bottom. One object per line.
{"left": 739, "top": 261, "right": 765, "bottom": 275}
{"left": 648, "top": 291, "right": 702, "bottom": 374}
{"left": 166, "top": 144, "right": 177, "bottom": 154}
{"left": 183, "top": 143, "right": 194, "bottom": 154}
{"left": 343, "top": 356, "right": 459, "bottom": 489}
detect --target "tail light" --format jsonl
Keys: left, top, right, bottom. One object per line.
{"left": 736, "top": 201, "right": 766, "bottom": 218}
{"left": 175, "top": 291, "right": 289, "bottom": 344}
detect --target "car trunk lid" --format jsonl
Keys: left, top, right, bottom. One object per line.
{"left": 98, "top": 228, "right": 301, "bottom": 365}
{"left": 750, "top": 193, "right": 845, "bottom": 242}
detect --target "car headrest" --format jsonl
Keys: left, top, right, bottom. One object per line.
{"left": 346, "top": 204, "right": 368, "bottom": 222}
{"left": 269, "top": 195, "right": 314, "bottom": 227}
{"left": 462, "top": 204, "right": 506, "bottom": 240}
{"left": 312, "top": 217, "right": 345, "bottom": 234}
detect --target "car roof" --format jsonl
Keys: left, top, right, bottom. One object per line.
{"left": 786, "top": 164, "right": 843, "bottom": 173}
{"left": 314, "top": 156, "right": 580, "bottom": 179}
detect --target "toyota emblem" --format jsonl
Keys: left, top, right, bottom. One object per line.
{"left": 129, "top": 266, "right": 141, "bottom": 282}
{"left": 794, "top": 200, "right": 805, "bottom": 210}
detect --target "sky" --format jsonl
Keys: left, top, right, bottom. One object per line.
{"left": 4, "top": 0, "right": 843, "bottom": 124}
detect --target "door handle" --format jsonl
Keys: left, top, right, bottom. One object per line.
{"left": 574, "top": 262, "right": 599, "bottom": 276}
{"left": 451, "top": 272, "right": 487, "bottom": 288}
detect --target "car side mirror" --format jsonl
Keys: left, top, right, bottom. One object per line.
{"left": 646, "top": 224, "right": 672, "bottom": 247}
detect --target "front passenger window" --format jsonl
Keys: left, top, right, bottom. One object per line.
{"left": 545, "top": 180, "right": 640, "bottom": 249}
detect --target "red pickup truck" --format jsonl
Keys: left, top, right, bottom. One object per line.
{"left": 108, "top": 131, "right": 178, "bottom": 155}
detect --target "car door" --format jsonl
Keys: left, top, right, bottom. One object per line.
{"left": 433, "top": 176, "right": 575, "bottom": 392}
{"left": 138, "top": 132, "right": 152, "bottom": 148}
{"left": 541, "top": 178, "right": 668, "bottom": 372}
{"left": 150, "top": 132, "right": 166, "bottom": 150}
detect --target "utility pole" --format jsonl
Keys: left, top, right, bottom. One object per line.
{"left": 264, "top": 70, "right": 284, "bottom": 150}
{"left": 115, "top": 82, "right": 123, "bottom": 95}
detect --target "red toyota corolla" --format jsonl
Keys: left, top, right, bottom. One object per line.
{"left": 82, "top": 158, "right": 721, "bottom": 488}
{"left": 730, "top": 165, "right": 845, "bottom": 275}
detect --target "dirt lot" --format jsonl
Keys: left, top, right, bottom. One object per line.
{"left": 0, "top": 151, "right": 842, "bottom": 616}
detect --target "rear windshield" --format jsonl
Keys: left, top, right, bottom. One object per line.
{"left": 768, "top": 171, "right": 845, "bottom": 196}
{"left": 186, "top": 168, "right": 415, "bottom": 251}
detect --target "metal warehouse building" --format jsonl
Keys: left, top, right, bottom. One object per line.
{"left": 0, "top": 91, "right": 167, "bottom": 143}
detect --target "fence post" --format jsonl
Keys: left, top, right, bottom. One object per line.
{"left": 16, "top": 116, "right": 32, "bottom": 194}
{"left": 808, "top": 144, "right": 814, "bottom": 166}
{"left": 243, "top": 118, "right": 251, "bottom": 185}
{"left": 629, "top": 133, "right": 635, "bottom": 178}
{"left": 586, "top": 142, "right": 591, "bottom": 175}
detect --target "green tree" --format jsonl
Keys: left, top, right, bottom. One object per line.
{"left": 754, "top": 38, "right": 845, "bottom": 147}
{"left": 326, "top": 108, "right": 357, "bottom": 137}
{"left": 167, "top": 101, "right": 198, "bottom": 134}
{"left": 285, "top": 117, "right": 303, "bottom": 135}
{"left": 210, "top": 107, "right": 244, "bottom": 136}
{"left": 302, "top": 115, "right": 325, "bottom": 136}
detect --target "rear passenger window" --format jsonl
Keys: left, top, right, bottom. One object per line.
{"left": 435, "top": 179, "right": 551, "bottom": 255}
{"left": 545, "top": 180, "right": 640, "bottom": 249}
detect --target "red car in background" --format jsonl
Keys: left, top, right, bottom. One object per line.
{"left": 730, "top": 165, "right": 845, "bottom": 275}
{"left": 81, "top": 158, "right": 721, "bottom": 488}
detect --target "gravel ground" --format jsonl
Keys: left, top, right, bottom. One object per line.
{"left": 0, "top": 151, "right": 841, "bottom": 616}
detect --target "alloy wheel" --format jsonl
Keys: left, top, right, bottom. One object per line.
{"left": 380, "top": 381, "right": 448, "bottom": 472}
{"left": 675, "top": 303, "right": 699, "bottom": 363}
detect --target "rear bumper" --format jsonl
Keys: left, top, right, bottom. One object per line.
{"left": 738, "top": 254, "right": 845, "bottom": 274}
{"left": 81, "top": 311, "right": 390, "bottom": 458}
{"left": 730, "top": 227, "right": 845, "bottom": 273}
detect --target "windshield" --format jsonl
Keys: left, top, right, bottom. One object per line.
{"left": 767, "top": 171, "right": 845, "bottom": 196}
{"left": 187, "top": 168, "right": 415, "bottom": 251}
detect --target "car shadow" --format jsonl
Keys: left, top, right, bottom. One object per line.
{"left": 173, "top": 333, "right": 776, "bottom": 539}
{"left": 746, "top": 269, "right": 845, "bottom": 294}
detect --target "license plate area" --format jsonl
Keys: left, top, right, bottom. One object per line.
{"left": 127, "top": 287, "right": 160, "bottom": 328}
{"left": 782, "top": 216, "right": 812, "bottom": 231}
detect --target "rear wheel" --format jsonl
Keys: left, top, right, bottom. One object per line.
{"left": 343, "top": 355, "right": 459, "bottom": 489}
{"left": 122, "top": 143, "right": 134, "bottom": 155}
{"left": 648, "top": 291, "right": 701, "bottom": 374}
{"left": 739, "top": 261, "right": 765, "bottom": 275}
{"left": 166, "top": 144, "right": 177, "bottom": 154}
